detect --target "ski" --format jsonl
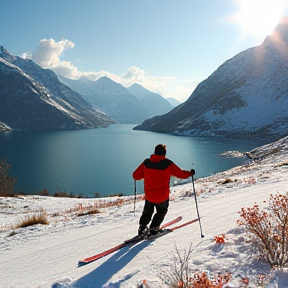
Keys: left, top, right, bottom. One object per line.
{"left": 146, "top": 218, "right": 200, "bottom": 240}
{"left": 124, "top": 216, "right": 182, "bottom": 244}
{"left": 78, "top": 216, "right": 182, "bottom": 266}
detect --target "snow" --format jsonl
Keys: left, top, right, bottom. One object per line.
{"left": 171, "top": 26, "right": 288, "bottom": 141}
{"left": 1, "top": 138, "right": 288, "bottom": 288}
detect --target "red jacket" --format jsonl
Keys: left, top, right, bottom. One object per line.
{"left": 132, "top": 154, "right": 191, "bottom": 203}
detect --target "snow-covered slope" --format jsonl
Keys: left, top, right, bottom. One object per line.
{"left": 134, "top": 17, "right": 288, "bottom": 141}
{"left": 1, "top": 136, "right": 288, "bottom": 287}
{"left": 0, "top": 46, "right": 115, "bottom": 130}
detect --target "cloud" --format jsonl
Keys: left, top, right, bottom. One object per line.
{"left": 121, "top": 66, "right": 145, "bottom": 82}
{"left": 79, "top": 71, "right": 119, "bottom": 82}
{"left": 32, "top": 39, "right": 74, "bottom": 67}
{"left": 23, "top": 38, "right": 198, "bottom": 101}
{"left": 120, "top": 66, "right": 175, "bottom": 96}
{"left": 29, "top": 39, "right": 81, "bottom": 79}
{"left": 21, "top": 51, "right": 33, "bottom": 60}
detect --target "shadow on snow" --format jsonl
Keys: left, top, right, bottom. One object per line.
{"left": 72, "top": 241, "right": 151, "bottom": 288}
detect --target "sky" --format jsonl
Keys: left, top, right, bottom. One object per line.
{"left": 1, "top": 0, "right": 288, "bottom": 102}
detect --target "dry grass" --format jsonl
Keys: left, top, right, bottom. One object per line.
{"left": 16, "top": 211, "right": 49, "bottom": 228}
{"left": 274, "top": 160, "right": 288, "bottom": 168}
{"left": 221, "top": 178, "right": 234, "bottom": 184}
{"left": 65, "top": 195, "right": 143, "bottom": 216}
{"left": 76, "top": 203, "right": 101, "bottom": 216}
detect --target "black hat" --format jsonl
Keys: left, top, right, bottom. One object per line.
{"left": 154, "top": 144, "right": 166, "bottom": 156}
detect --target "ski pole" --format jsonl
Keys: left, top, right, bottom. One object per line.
{"left": 191, "top": 173, "right": 204, "bottom": 238}
{"left": 133, "top": 180, "right": 137, "bottom": 214}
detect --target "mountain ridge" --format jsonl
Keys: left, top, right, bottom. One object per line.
{"left": 0, "top": 46, "right": 115, "bottom": 131}
{"left": 59, "top": 76, "right": 173, "bottom": 124}
{"left": 134, "top": 17, "right": 288, "bottom": 142}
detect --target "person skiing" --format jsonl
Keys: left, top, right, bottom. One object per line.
{"left": 132, "top": 144, "right": 195, "bottom": 236}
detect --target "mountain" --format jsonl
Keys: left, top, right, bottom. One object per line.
{"left": 127, "top": 83, "right": 173, "bottom": 115}
{"left": 59, "top": 76, "right": 147, "bottom": 123}
{"left": 134, "top": 17, "right": 288, "bottom": 142}
{"left": 166, "top": 97, "right": 181, "bottom": 107}
{"left": 59, "top": 76, "right": 173, "bottom": 124}
{"left": 0, "top": 46, "right": 115, "bottom": 131}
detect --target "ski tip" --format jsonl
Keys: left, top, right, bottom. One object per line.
{"left": 78, "top": 261, "right": 88, "bottom": 267}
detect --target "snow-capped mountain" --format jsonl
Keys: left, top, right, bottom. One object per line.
{"left": 134, "top": 17, "right": 288, "bottom": 141}
{"left": 0, "top": 46, "right": 115, "bottom": 131}
{"left": 127, "top": 83, "right": 173, "bottom": 115}
{"left": 59, "top": 76, "right": 173, "bottom": 124}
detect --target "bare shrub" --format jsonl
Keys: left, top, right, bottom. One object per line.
{"left": 162, "top": 243, "right": 231, "bottom": 288}
{"left": 38, "top": 189, "right": 49, "bottom": 196}
{"left": 238, "top": 193, "right": 288, "bottom": 268}
{"left": 0, "top": 158, "right": 17, "bottom": 196}
{"left": 178, "top": 272, "right": 231, "bottom": 288}
{"left": 53, "top": 191, "right": 83, "bottom": 198}
{"left": 16, "top": 210, "right": 49, "bottom": 228}
{"left": 54, "top": 191, "right": 72, "bottom": 197}
{"left": 165, "top": 243, "right": 194, "bottom": 287}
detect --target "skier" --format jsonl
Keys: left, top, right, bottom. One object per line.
{"left": 132, "top": 144, "right": 195, "bottom": 236}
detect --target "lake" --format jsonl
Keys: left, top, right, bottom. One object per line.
{"left": 0, "top": 124, "right": 264, "bottom": 197}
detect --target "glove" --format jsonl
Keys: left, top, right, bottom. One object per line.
{"left": 191, "top": 169, "right": 195, "bottom": 175}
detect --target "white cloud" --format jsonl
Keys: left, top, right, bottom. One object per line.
{"left": 32, "top": 39, "right": 74, "bottom": 67}
{"left": 30, "top": 39, "right": 80, "bottom": 79}
{"left": 121, "top": 66, "right": 145, "bottom": 82}
{"left": 28, "top": 39, "right": 109, "bottom": 81}
{"left": 21, "top": 51, "right": 33, "bottom": 60}
{"left": 23, "top": 38, "right": 198, "bottom": 101}
{"left": 120, "top": 66, "right": 178, "bottom": 97}
{"left": 79, "top": 71, "right": 119, "bottom": 82}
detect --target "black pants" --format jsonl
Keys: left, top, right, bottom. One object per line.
{"left": 139, "top": 199, "right": 169, "bottom": 230}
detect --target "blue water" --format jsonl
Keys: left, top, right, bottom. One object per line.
{"left": 0, "top": 124, "right": 264, "bottom": 197}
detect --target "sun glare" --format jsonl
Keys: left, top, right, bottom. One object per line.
{"left": 235, "top": 0, "right": 286, "bottom": 39}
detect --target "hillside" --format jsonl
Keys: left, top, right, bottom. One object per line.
{"left": 0, "top": 47, "right": 115, "bottom": 130}
{"left": 134, "top": 17, "right": 288, "bottom": 142}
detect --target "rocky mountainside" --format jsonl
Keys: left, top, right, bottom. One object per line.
{"left": 134, "top": 17, "right": 288, "bottom": 142}
{"left": 59, "top": 76, "right": 173, "bottom": 124}
{"left": 0, "top": 47, "right": 114, "bottom": 131}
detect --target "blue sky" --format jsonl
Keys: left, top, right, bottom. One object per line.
{"left": 1, "top": 0, "right": 287, "bottom": 101}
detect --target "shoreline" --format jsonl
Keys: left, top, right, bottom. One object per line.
{"left": 1, "top": 135, "right": 287, "bottom": 229}
{"left": 0, "top": 135, "right": 287, "bottom": 287}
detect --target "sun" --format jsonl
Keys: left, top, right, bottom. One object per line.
{"left": 235, "top": 0, "right": 286, "bottom": 39}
